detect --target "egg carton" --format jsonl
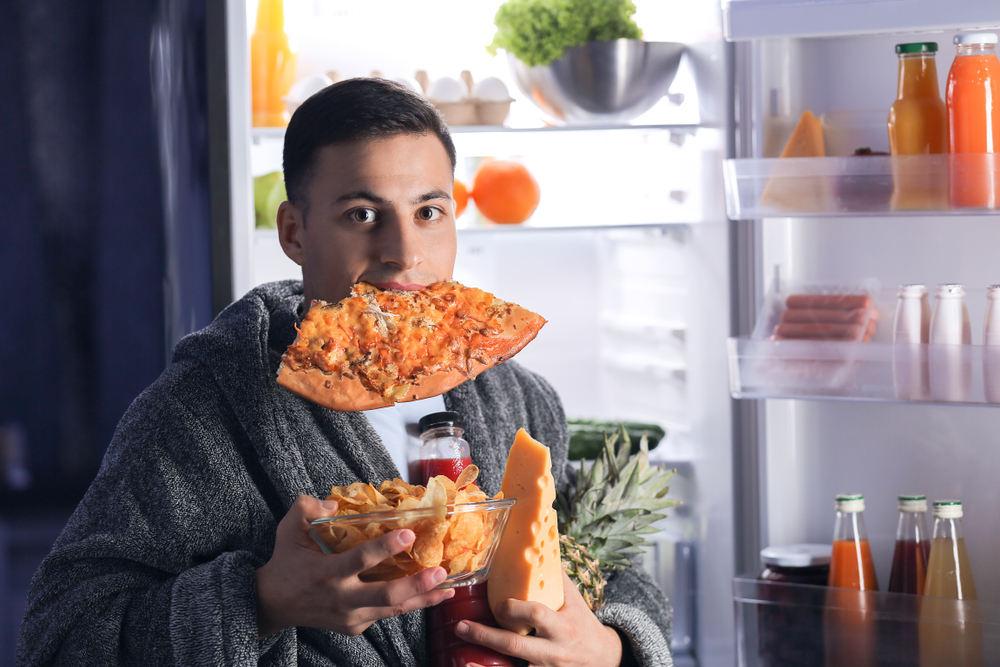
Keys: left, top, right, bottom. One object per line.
{"left": 414, "top": 70, "right": 513, "bottom": 127}
{"left": 282, "top": 69, "right": 513, "bottom": 126}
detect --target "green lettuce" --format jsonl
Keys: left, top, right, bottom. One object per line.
{"left": 487, "top": 0, "right": 643, "bottom": 67}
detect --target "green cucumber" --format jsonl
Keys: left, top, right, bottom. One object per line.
{"left": 566, "top": 419, "right": 666, "bottom": 460}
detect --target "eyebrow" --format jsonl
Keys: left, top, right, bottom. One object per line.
{"left": 412, "top": 190, "right": 452, "bottom": 205}
{"left": 335, "top": 190, "right": 390, "bottom": 206}
{"left": 333, "top": 189, "right": 453, "bottom": 207}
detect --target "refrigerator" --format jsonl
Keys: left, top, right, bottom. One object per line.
{"left": 204, "top": 0, "right": 1000, "bottom": 664}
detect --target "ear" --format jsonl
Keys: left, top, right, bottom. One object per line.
{"left": 277, "top": 200, "right": 306, "bottom": 267}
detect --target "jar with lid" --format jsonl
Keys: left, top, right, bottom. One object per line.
{"left": 756, "top": 544, "right": 830, "bottom": 667}
{"left": 417, "top": 411, "right": 473, "bottom": 484}
{"left": 758, "top": 543, "right": 832, "bottom": 585}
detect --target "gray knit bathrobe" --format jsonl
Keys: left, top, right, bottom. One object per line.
{"left": 16, "top": 281, "right": 673, "bottom": 667}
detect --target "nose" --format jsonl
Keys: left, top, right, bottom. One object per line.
{"left": 377, "top": 213, "right": 422, "bottom": 271}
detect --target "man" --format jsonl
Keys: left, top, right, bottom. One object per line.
{"left": 17, "top": 79, "right": 673, "bottom": 667}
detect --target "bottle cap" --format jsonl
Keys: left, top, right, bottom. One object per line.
{"left": 987, "top": 285, "right": 1000, "bottom": 298}
{"left": 898, "top": 494, "right": 928, "bottom": 512}
{"left": 896, "top": 42, "right": 938, "bottom": 54}
{"left": 418, "top": 411, "right": 462, "bottom": 434}
{"left": 933, "top": 499, "right": 963, "bottom": 518}
{"left": 935, "top": 283, "right": 966, "bottom": 298}
{"left": 760, "top": 543, "right": 832, "bottom": 567}
{"left": 955, "top": 33, "right": 998, "bottom": 45}
{"left": 898, "top": 284, "right": 927, "bottom": 298}
{"left": 835, "top": 493, "right": 865, "bottom": 512}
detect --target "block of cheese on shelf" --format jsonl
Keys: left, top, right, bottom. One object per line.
{"left": 777, "top": 110, "right": 826, "bottom": 159}
{"left": 487, "top": 428, "right": 564, "bottom": 635}
{"left": 760, "top": 110, "right": 830, "bottom": 212}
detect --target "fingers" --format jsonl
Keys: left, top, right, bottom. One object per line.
{"left": 454, "top": 619, "right": 539, "bottom": 660}
{"left": 288, "top": 495, "right": 339, "bottom": 525}
{"left": 339, "top": 528, "right": 415, "bottom": 576}
{"left": 350, "top": 570, "right": 455, "bottom": 626}
{"left": 376, "top": 579, "right": 455, "bottom": 619}
{"left": 493, "top": 597, "right": 559, "bottom": 637}
{"left": 281, "top": 495, "right": 340, "bottom": 550}
{"left": 560, "top": 571, "right": 588, "bottom": 611}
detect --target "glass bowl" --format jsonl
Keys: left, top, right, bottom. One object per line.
{"left": 309, "top": 498, "right": 516, "bottom": 588}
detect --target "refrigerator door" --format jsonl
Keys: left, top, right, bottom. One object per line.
{"left": 729, "top": 16, "right": 1000, "bottom": 664}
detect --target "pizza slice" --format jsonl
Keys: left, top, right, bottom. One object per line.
{"left": 277, "top": 281, "right": 546, "bottom": 411}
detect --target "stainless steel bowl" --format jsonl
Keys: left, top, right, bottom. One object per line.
{"left": 508, "top": 39, "right": 685, "bottom": 125}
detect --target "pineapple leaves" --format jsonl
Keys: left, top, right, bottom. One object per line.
{"left": 557, "top": 423, "right": 679, "bottom": 583}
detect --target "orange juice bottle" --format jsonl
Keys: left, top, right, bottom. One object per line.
{"left": 825, "top": 493, "right": 878, "bottom": 667}
{"left": 888, "top": 42, "right": 948, "bottom": 210}
{"left": 250, "top": 0, "right": 296, "bottom": 127}
{"left": 828, "top": 493, "right": 879, "bottom": 590}
{"left": 946, "top": 33, "right": 1000, "bottom": 208}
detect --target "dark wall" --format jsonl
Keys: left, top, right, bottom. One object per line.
{"left": 0, "top": 0, "right": 212, "bottom": 503}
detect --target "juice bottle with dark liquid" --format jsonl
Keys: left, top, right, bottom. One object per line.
{"left": 920, "top": 499, "right": 981, "bottom": 667}
{"left": 889, "top": 494, "right": 931, "bottom": 594}
{"left": 825, "top": 493, "right": 878, "bottom": 667}
{"left": 417, "top": 412, "right": 513, "bottom": 667}
{"left": 883, "top": 495, "right": 930, "bottom": 665}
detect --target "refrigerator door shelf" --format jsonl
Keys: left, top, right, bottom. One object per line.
{"left": 724, "top": 154, "right": 1000, "bottom": 220}
{"left": 734, "top": 574, "right": 1000, "bottom": 667}
{"left": 724, "top": 0, "right": 1000, "bottom": 41}
{"left": 729, "top": 336, "right": 1000, "bottom": 406}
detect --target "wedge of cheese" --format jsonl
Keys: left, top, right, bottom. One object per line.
{"left": 777, "top": 110, "right": 825, "bottom": 159}
{"left": 760, "top": 110, "right": 830, "bottom": 212}
{"left": 487, "top": 428, "right": 564, "bottom": 634}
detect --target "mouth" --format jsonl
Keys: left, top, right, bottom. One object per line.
{"left": 371, "top": 281, "right": 427, "bottom": 292}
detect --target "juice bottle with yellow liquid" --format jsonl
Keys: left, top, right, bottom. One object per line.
{"left": 946, "top": 33, "right": 1000, "bottom": 208}
{"left": 251, "top": 0, "right": 297, "bottom": 127}
{"left": 919, "top": 500, "right": 981, "bottom": 667}
{"left": 825, "top": 494, "right": 878, "bottom": 667}
{"left": 887, "top": 42, "right": 948, "bottom": 210}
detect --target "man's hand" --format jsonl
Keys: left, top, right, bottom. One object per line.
{"left": 455, "top": 572, "right": 624, "bottom": 667}
{"left": 255, "top": 495, "right": 455, "bottom": 638}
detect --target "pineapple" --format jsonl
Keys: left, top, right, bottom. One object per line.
{"left": 556, "top": 425, "right": 679, "bottom": 611}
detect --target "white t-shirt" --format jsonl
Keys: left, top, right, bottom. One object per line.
{"left": 363, "top": 395, "right": 447, "bottom": 483}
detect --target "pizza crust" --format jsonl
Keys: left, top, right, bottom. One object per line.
{"left": 275, "top": 289, "right": 545, "bottom": 412}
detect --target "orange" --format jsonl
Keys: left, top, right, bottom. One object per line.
{"left": 453, "top": 178, "right": 469, "bottom": 218}
{"left": 470, "top": 159, "right": 540, "bottom": 225}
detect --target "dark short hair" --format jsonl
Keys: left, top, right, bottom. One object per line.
{"left": 282, "top": 78, "right": 457, "bottom": 217}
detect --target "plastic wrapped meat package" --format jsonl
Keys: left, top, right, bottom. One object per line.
{"left": 741, "top": 281, "right": 882, "bottom": 395}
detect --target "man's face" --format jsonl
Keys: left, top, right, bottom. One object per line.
{"left": 277, "top": 133, "right": 457, "bottom": 306}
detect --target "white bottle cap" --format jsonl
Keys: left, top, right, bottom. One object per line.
{"left": 987, "top": 285, "right": 1000, "bottom": 299}
{"left": 933, "top": 499, "right": 963, "bottom": 518}
{"left": 955, "top": 33, "right": 998, "bottom": 45}
{"left": 760, "top": 543, "right": 832, "bottom": 567}
{"left": 935, "top": 283, "right": 966, "bottom": 298}
{"left": 898, "top": 284, "right": 927, "bottom": 298}
{"left": 835, "top": 493, "right": 865, "bottom": 512}
{"left": 898, "top": 494, "right": 928, "bottom": 512}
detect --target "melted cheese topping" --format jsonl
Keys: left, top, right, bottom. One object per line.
{"left": 282, "top": 282, "right": 512, "bottom": 400}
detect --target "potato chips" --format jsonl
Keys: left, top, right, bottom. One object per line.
{"left": 311, "top": 465, "right": 511, "bottom": 583}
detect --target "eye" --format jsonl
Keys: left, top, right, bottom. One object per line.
{"left": 350, "top": 208, "right": 378, "bottom": 223}
{"left": 417, "top": 206, "right": 443, "bottom": 222}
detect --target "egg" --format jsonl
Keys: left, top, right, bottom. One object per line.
{"left": 391, "top": 76, "right": 424, "bottom": 96}
{"left": 472, "top": 77, "right": 510, "bottom": 102}
{"left": 427, "top": 76, "right": 469, "bottom": 103}
{"left": 287, "top": 74, "right": 334, "bottom": 105}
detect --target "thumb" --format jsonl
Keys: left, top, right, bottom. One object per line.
{"left": 282, "top": 495, "right": 340, "bottom": 550}
{"left": 285, "top": 495, "right": 339, "bottom": 528}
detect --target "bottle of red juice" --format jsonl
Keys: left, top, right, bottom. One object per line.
{"left": 418, "top": 412, "right": 513, "bottom": 667}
